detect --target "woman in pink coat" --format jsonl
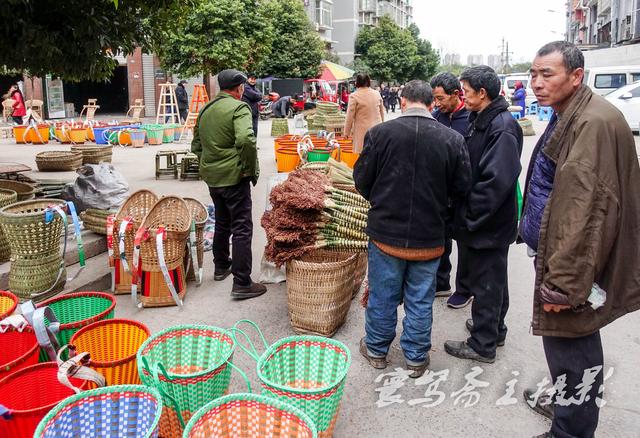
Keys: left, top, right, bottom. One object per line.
{"left": 344, "top": 73, "right": 385, "bottom": 153}
{"left": 9, "top": 84, "right": 26, "bottom": 124}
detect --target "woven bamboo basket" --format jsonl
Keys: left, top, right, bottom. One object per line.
{"left": 184, "top": 198, "right": 207, "bottom": 282}
{"left": 35, "top": 151, "right": 83, "bottom": 172}
{"left": 9, "top": 254, "right": 66, "bottom": 302}
{"left": 79, "top": 209, "right": 114, "bottom": 235}
{"left": 138, "top": 266, "right": 187, "bottom": 308}
{"left": 271, "top": 118, "right": 290, "bottom": 137}
{"left": 286, "top": 250, "right": 358, "bottom": 337}
{"left": 0, "top": 180, "right": 36, "bottom": 201}
{"left": 113, "top": 190, "right": 158, "bottom": 294}
{"left": 0, "top": 188, "right": 18, "bottom": 262}
{"left": 70, "top": 145, "right": 113, "bottom": 164}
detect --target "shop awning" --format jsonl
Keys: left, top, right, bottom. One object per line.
{"left": 319, "top": 61, "right": 355, "bottom": 81}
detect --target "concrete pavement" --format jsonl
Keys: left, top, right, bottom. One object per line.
{"left": 1, "top": 114, "right": 639, "bottom": 437}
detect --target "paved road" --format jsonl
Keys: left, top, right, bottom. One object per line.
{"left": 1, "top": 113, "right": 639, "bottom": 437}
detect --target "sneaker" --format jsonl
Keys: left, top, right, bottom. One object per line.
{"left": 465, "top": 319, "right": 506, "bottom": 347}
{"left": 359, "top": 338, "right": 387, "bottom": 370}
{"left": 231, "top": 281, "right": 267, "bottom": 300}
{"left": 406, "top": 354, "right": 430, "bottom": 379}
{"left": 443, "top": 340, "right": 495, "bottom": 364}
{"left": 446, "top": 292, "right": 473, "bottom": 309}
{"left": 523, "top": 388, "right": 555, "bottom": 420}
{"left": 214, "top": 267, "right": 232, "bottom": 281}
{"left": 435, "top": 288, "right": 453, "bottom": 298}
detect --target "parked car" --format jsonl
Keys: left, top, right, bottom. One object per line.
{"left": 604, "top": 81, "right": 640, "bottom": 132}
{"left": 584, "top": 65, "right": 640, "bottom": 96}
{"left": 502, "top": 74, "right": 534, "bottom": 108}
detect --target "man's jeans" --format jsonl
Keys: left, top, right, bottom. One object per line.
{"left": 365, "top": 242, "right": 439, "bottom": 365}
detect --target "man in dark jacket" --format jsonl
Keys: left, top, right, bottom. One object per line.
{"left": 241, "top": 73, "right": 263, "bottom": 137}
{"left": 175, "top": 80, "right": 189, "bottom": 123}
{"left": 444, "top": 66, "right": 523, "bottom": 364}
{"left": 430, "top": 72, "right": 472, "bottom": 308}
{"left": 521, "top": 41, "right": 640, "bottom": 438}
{"left": 354, "top": 80, "right": 470, "bottom": 379}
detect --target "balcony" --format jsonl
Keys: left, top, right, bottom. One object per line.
{"left": 359, "top": 0, "right": 377, "bottom": 13}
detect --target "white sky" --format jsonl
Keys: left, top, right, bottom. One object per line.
{"left": 413, "top": 0, "right": 569, "bottom": 64}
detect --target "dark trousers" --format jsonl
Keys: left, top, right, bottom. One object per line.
{"left": 179, "top": 107, "right": 188, "bottom": 123}
{"left": 436, "top": 238, "right": 453, "bottom": 291}
{"left": 209, "top": 179, "right": 253, "bottom": 287}
{"left": 12, "top": 116, "right": 22, "bottom": 124}
{"left": 459, "top": 244, "right": 509, "bottom": 358}
{"left": 251, "top": 116, "right": 258, "bottom": 138}
{"left": 543, "top": 331, "right": 603, "bottom": 438}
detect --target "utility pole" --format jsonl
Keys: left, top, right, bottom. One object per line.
{"left": 499, "top": 37, "right": 513, "bottom": 74}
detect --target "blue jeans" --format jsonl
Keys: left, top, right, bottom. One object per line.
{"left": 364, "top": 242, "right": 439, "bottom": 365}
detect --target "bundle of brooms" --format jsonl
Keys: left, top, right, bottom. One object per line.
{"left": 262, "top": 159, "right": 369, "bottom": 267}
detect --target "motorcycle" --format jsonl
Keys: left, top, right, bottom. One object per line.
{"left": 259, "top": 92, "right": 280, "bottom": 120}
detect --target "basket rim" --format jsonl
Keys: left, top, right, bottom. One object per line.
{"left": 36, "top": 292, "right": 116, "bottom": 330}
{"left": 0, "top": 325, "right": 38, "bottom": 372}
{"left": 183, "top": 197, "right": 208, "bottom": 225}
{"left": 115, "top": 189, "right": 158, "bottom": 221}
{"left": 69, "top": 318, "right": 151, "bottom": 367}
{"left": 136, "top": 324, "right": 235, "bottom": 379}
{"left": 256, "top": 335, "right": 351, "bottom": 396}
{"left": 183, "top": 392, "right": 318, "bottom": 438}
{"left": 0, "top": 290, "right": 18, "bottom": 319}
{"left": 0, "top": 198, "right": 66, "bottom": 218}
{"left": 0, "top": 179, "right": 36, "bottom": 192}
{"left": 33, "top": 384, "right": 163, "bottom": 438}
{"left": 140, "top": 195, "right": 191, "bottom": 233}
{"left": 35, "top": 151, "right": 82, "bottom": 158}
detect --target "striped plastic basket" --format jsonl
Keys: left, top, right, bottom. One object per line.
{"left": 0, "top": 290, "right": 18, "bottom": 320}
{"left": 0, "top": 362, "right": 89, "bottom": 438}
{"left": 34, "top": 385, "right": 163, "bottom": 438}
{"left": 70, "top": 319, "right": 150, "bottom": 386}
{"left": 0, "top": 325, "right": 39, "bottom": 381}
{"left": 232, "top": 320, "right": 351, "bottom": 438}
{"left": 184, "top": 393, "right": 318, "bottom": 438}
{"left": 137, "top": 325, "right": 236, "bottom": 437}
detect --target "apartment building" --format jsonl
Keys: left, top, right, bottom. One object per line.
{"left": 567, "top": 0, "right": 640, "bottom": 47}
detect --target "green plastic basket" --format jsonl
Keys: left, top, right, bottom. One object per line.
{"left": 306, "top": 149, "right": 332, "bottom": 163}
{"left": 137, "top": 324, "right": 236, "bottom": 438}
{"left": 232, "top": 320, "right": 351, "bottom": 437}
{"left": 184, "top": 393, "right": 318, "bottom": 438}
{"left": 34, "top": 385, "right": 163, "bottom": 438}
{"left": 162, "top": 125, "right": 175, "bottom": 143}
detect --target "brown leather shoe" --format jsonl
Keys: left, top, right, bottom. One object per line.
{"left": 359, "top": 338, "right": 387, "bottom": 370}
{"left": 406, "top": 354, "right": 430, "bottom": 379}
{"left": 523, "top": 388, "right": 555, "bottom": 420}
{"left": 231, "top": 282, "right": 267, "bottom": 300}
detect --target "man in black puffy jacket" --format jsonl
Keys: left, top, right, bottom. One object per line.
{"left": 445, "top": 66, "right": 523, "bottom": 363}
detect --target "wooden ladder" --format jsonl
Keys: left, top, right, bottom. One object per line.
{"left": 156, "top": 83, "right": 181, "bottom": 124}
{"left": 179, "top": 84, "right": 209, "bottom": 141}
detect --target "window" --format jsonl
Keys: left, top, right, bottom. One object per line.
{"left": 629, "top": 85, "right": 640, "bottom": 98}
{"left": 315, "top": 0, "right": 332, "bottom": 27}
{"left": 631, "top": 73, "right": 640, "bottom": 83}
{"left": 594, "top": 74, "right": 627, "bottom": 89}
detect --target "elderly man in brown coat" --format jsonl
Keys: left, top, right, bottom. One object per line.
{"left": 520, "top": 41, "right": 640, "bottom": 438}
{"left": 344, "top": 73, "right": 385, "bottom": 153}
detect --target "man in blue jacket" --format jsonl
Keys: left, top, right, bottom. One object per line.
{"left": 445, "top": 66, "right": 523, "bottom": 363}
{"left": 241, "top": 73, "right": 263, "bottom": 137}
{"left": 430, "top": 72, "right": 473, "bottom": 309}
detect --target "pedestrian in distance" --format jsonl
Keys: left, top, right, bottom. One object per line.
{"left": 273, "top": 95, "right": 293, "bottom": 118}
{"left": 389, "top": 86, "right": 398, "bottom": 112}
{"left": 380, "top": 83, "right": 391, "bottom": 113}
{"left": 354, "top": 80, "right": 471, "bottom": 379}
{"left": 520, "top": 41, "right": 640, "bottom": 438}
{"left": 444, "top": 65, "right": 523, "bottom": 364}
{"left": 511, "top": 80, "right": 526, "bottom": 118}
{"left": 343, "top": 73, "right": 385, "bottom": 154}
{"left": 242, "top": 73, "right": 263, "bottom": 137}
{"left": 175, "top": 80, "right": 189, "bottom": 123}
{"left": 8, "top": 84, "right": 25, "bottom": 125}
{"left": 429, "top": 72, "right": 472, "bottom": 307}
{"left": 191, "top": 69, "right": 267, "bottom": 300}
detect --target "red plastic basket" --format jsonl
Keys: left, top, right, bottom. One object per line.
{"left": 0, "top": 362, "right": 88, "bottom": 438}
{"left": 0, "top": 326, "right": 39, "bottom": 381}
{"left": 0, "top": 290, "right": 18, "bottom": 320}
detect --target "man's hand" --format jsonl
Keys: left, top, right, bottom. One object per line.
{"left": 540, "top": 284, "right": 572, "bottom": 312}
{"left": 543, "top": 303, "right": 571, "bottom": 312}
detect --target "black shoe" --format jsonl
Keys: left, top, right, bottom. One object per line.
{"left": 444, "top": 340, "right": 495, "bottom": 363}
{"left": 406, "top": 354, "right": 430, "bottom": 379}
{"left": 465, "top": 319, "right": 506, "bottom": 347}
{"left": 532, "top": 432, "right": 554, "bottom": 438}
{"left": 214, "top": 267, "right": 232, "bottom": 281}
{"left": 523, "top": 388, "right": 554, "bottom": 420}
{"left": 359, "top": 338, "right": 387, "bottom": 370}
{"left": 231, "top": 281, "right": 267, "bottom": 300}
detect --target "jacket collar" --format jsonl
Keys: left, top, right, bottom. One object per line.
{"left": 542, "top": 85, "right": 593, "bottom": 163}
{"left": 398, "top": 107, "right": 435, "bottom": 120}
{"left": 468, "top": 96, "right": 509, "bottom": 131}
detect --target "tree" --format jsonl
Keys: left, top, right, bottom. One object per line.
{"left": 355, "top": 16, "right": 418, "bottom": 83}
{"left": 156, "top": 0, "right": 274, "bottom": 78}
{"left": 0, "top": 0, "right": 182, "bottom": 81}
{"left": 406, "top": 24, "right": 439, "bottom": 81}
{"left": 511, "top": 62, "right": 532, "bottom": 74}
{"left": 437, "top": 63, "right": 465, "bottom": 77}
{"left": 255, "top": 0, "right": 324, "bottom": 78}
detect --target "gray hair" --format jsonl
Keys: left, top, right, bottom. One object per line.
{"left": 401, "top": 80, "right": 433, "bottom": 106}
{"left": 536, "top": 41, "right": 584, "bottom": 71}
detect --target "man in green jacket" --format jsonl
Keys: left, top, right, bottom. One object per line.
{"left": 191, "top": 69, "right": 266, "bottom": 299}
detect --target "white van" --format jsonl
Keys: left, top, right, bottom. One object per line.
{"left": 501, "top": 74, "right": 534, "bottom": 108}
{"left": 583, "top": 66, "right": 640, "bottom": 95}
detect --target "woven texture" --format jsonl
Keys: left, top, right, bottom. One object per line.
{"left": 70, "top": 319, "right": 150, "bottom": 386}
{"left": 0, "top": 180, "right": 35, "bottom": 201}
{"left": 8, "top": 254, "right": 66, "bottom": 302}
{"left": 286, "top": 250, "right": 357, "bottom": 336}
{"left": 184, "top": 198, "right": 207, "bottom": 281}
{"left": 137, "top": 325, "right": 235, "bottom": 438}
{"left": 0, "top": 363, "right": 88, "bottom": 438}
{"left": 0, "top": 189, "right": 18, "bottom": 262}
{"left": 184, "top": 393, "right": 317, "bottom": 438}
{"left": 79, "top": 209, "right": 115, "bottom": 235}
{"left": 35, "top": 151, "right": 83, "bottom": 172}
{"left": 271, "top": 119, "right": 290, "bottom": 137}
{"left": 139, "top": 266, "right": 187, "bottom": 307}
{"left": 0, "top": 326, "right": 39, "bottom": 381}
{"left": 0, "top": 290, "right": 18, "bottom": 319}
{"left": 257, "top": 336, "right": 351, "bottom": 438}
{"left": 70, "top": 145, "right": 113, "bottom": 164}
{"left": 34, "top": 385, "right": 163, "bottom": 438}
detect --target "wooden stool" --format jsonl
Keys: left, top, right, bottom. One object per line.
{"left": 180, "top": 153, "right": 201, "bottom": 180}
{"left": 155, "top": 150, "right": 178, "bottom": 179}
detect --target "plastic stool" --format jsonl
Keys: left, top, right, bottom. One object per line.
{"left": 528, "top": 102, "right": 539, "bottom": 115}
{"left": 511, "top": 112, "right": 521, "bottom": 120}
{"left": 155, "top": 150, "right": 178, "bottom": 179}
{"left": 538, "top": 106, "right": 554, "bottom": 121}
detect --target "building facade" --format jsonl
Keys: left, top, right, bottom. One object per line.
{"left": 567, "top": 0, "right": 640, "bottom": 47}
{"left": 467, "top": 54, "right": 484, "bottom": 66}
{"left": 302, "top": 0, "right": 335, "bottom": 48}
{"left": 443, "top": 53, "right": 462, "bottom": 65}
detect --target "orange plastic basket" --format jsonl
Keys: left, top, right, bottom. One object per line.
{"left": 0, "top": 290, "right": 18, "bottom": 319}
{"left": 340, "top": 148, "right": 359, "bottom": 169}
{"left": 276, "top": 149, "right": 301, "bottom": 173}
{"left": 69, "top": 319, "right": 151, "bottom": 386}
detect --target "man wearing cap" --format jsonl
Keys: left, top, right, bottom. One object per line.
{"left": 242, "top": 73, "right": 263, "bottom": 137}
{"left": 191, "top": 69, "right": 267, "bottom": 300}
{"left": 176, "top": 80, "right": 189, "bottom": 123}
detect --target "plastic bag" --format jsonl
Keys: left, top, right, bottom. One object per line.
{"left": 203, "top": 204, "right": 215, "bottom": 252}
{"left": 62, "top": 163, "right": 129, "bottom": 212}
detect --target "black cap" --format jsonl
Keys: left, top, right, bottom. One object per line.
{"left": 218, "top": 69, "right": 247, "bottom": 90}
{"left": 178, "top": 80, "right": 188, "bottom": 85}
